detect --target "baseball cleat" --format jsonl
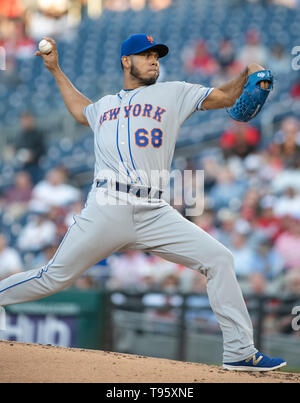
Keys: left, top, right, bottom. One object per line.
{"left": 223, "top": 352, "right": 287, "bottom": 372}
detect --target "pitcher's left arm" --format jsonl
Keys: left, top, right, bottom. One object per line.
{"left": 202, "top": 63, "right": 273, "bottom": 120}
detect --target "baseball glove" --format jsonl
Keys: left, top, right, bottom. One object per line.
{"left": 227, "top": 70, "right": 273, "bottom": 122}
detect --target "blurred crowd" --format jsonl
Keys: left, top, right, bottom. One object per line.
{"left": 0, "top": 0, "right": 300, "bottom": 341}
{"left": 1, "top": 0, "right": 300, "bottom": 98}
{"left": 181, "top": 28, "right": 294, "bottom": 86}
{"left": 153, "top": 113, "right": 300, "bottom": 299}
{"left": 0, "top": 110, "right": 300, "bottom": 302}
{"left": 0, "top": 0, "right": 173, "bottom": 57}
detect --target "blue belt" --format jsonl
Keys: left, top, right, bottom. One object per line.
{"left": 96, "top": 180, "right": 163, "bottom": 199}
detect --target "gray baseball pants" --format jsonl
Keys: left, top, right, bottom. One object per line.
{"left": 0, "top": 186, "right": 257, "bottom": 362}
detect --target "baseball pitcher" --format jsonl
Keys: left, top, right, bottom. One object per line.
{"left": 0, "top": 34, "right": 286, "bottom": 371}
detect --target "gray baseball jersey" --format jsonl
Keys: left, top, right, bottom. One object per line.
{"left": 0, "top": 80, "right": 257, "bottom": 363}
{"left": 84, "top": 81, "right": 213, "bottom": 190}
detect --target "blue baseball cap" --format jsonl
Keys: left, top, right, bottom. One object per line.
{"left": 120, "top": 34, "right": 169, "bottom": 60}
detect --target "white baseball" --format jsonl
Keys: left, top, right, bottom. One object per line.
{"left": 38, "top": 39, "right": 53, "bottom": 54}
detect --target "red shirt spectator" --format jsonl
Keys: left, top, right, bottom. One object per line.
{"left": 184, "top": 40, "right": 218, "bottom": 76}
{"left": 220, "top": 121, "right": 260, "bottom": 158}
{"left": 255, "top": 195, "right": 283, "bottom": 242}
{"left": 0, "top": 19, "right": 36, "bottom": 60}
{"left": 3, "top": 170, "right": 33, "bottom": 204}
{"left": 290, "top": 79, "right": 300, "bottom": 98}
{"left": 0, "top": 0, "right": 23, "bottom": 18}
{"left": 274, "top": 216, "right": 300, "bottom": 270}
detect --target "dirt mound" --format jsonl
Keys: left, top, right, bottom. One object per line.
{"left": 0, "top": 340, "right": 299, "bottom": 383}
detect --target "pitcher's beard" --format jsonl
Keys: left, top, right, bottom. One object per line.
{"left": 130, "top": 64, "right": 159, "bottom": 86}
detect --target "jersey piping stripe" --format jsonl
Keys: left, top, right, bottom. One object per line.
{"left": 116, "top": 118, "right": 133, "bottom": 182}
{"left": 0, "top": 220, "right": 76, "bottom": 295}
{"left": 196, "top": 88, "right": 214, "bottom": 111}
{"left": 195, "top": 89, "right": 209, "bottom": 110}
{"left": 95, "top": 118, "right": 104, "bottom": 174}
{"left": 127, "top": 89, "right": 144, "bottom": 184}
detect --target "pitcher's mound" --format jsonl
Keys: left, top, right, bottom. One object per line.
{"left": 0, "top": 340, "right": 299, "bottom": 383}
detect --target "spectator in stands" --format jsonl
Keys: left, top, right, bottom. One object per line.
{"left": 47, "top": 205, "right": 69, "bottom": 240}
{"left": 0, "top": 0, "right": 24, "bottom": 19}
{"left": 3, "top": 170, "right": 33, "bottom": 219}
{"left": 230, "top": 228, "right": 257, "bottom": 293}
{"left": 273, "top": 186, "right": 300, "bottom": 218}
{"left": 217, "top": 38, "right": 237, "bottom": 71}
{"left": 271, "top": 153, "right": 300, "bottom": 194}
{"left": 105, "top": 0, "right": 172, "bottom": 11}
{"left": 239, "top": 187, "right": 260, "bottom": 222}
{"left": 216, "top": 208, "right": 238, "bottom": 248}
{"left": 16, "top": 204, "right": 57, "bottom": 253}
{"left": 0, "top": 17, "right": 35, "bottom": 62}
{"left": 15, "top": 112, "right": 46, "bottom": 183}
{"left": 275, "top": 213, "right": 300, "bottom": 295}
{"left": 208, "top": 166, "right": 247, "bottom": 210}
{"left": 27, "top": 0, "right": 78, "bottom": 42}
{"left": 258, "top": 144, "right": 284, "bottom": 183}
{"left": 273, "top": 116, "right": 300, "bottom": 161}
{"left": 74, "top": 274, "right": 98, "bottom": 290}
{"left": 104, "top": 0, "right": 131, "bottom": 11}
{"left": 145, "top": 254, "right": 181, "bottom": 286}
{"left": 160, "top": 273, "right": 181, "bottom": 294}
{"left": 64, "top": 200, "right": 85, "bottom": 227}
{"left": 182, "top": 39, "right": 219, "bottom": 76}
{"left": 182, "top": 269, "right": 207, "bottom": 293}
{"left": 250, "top": 238, "right": 285, "bottom": 294}
{"left": 29, "top": 166, "right": 81, "bottom": 209}
{"left": 32, "top": 239, "right": 59, "bottom": 268}
{"left": 283, "top": 266, "right": 300, "bottom": 295}
{"left": 237, "top": 29, "right": 268, "bottom": 68}
{"left": 255, "top": 195, "right": 282, "bottom": 241}
{"left": 129, "top": 0, "right": 147, "bottom": 11}
{"left": 213, "top": 38, "right": 243, "bottom": 86}
{"left": 200, "top": 156, "right": 219, "bottom": 192}
{"left": 290, "top": 77, "right": 300, "bottom": 98}
{"left": 243, "top": 154, "right": 265, "bottom": 189}
{"left": 274, "top": 215, "right": 300, "bottom": 270}
{"left": 107, "top": 250, "right": 156, "bottom": 290}
{"left": 267, "top": 43, "right": 290, "bottom": 75}
{"left": 0, "top": 232, "right": 23, "bottom": 281}
{"left": 0, "top": 18, "right": 20, "bottom": 86}
{"left": 271, "top": 0, "right": 300, "bottom": 8}
{"left": 149, "top": 0, "right": 172, "bottom": 10}
{"left": 14, "top": 21, "right": 36, "bottom": 60}
{"left": 220, "top": 120, "right": 260, "bottom": 158}
{"left": 192, "top": 210, "right": 220, "bottom": 238}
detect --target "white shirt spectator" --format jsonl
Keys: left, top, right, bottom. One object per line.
{"left": 274, "top": 191, "right": 300, "bottom": 217}
{"left": 271, "top": 170, "right": 300, "bottom": 194}
{"left": 64, "top": 201, "right": 85, "bottom": 227}
{"left": 28, "top": 9, "right": 78, "bottom": 42}
{"left": 29, "top": 167, "right": 81, "bottom": 209}
{"left": 237, "top": 30, "right": 268, "bottom": 68}
{"left": 31, "top": 181, "right": 81, "bottom": 208}
{"left": 0, "top": 234, "right": 23, "bottom": 281}
{"left": 0, "top": 248, "right": 23, "bottom": 281}
{"left": 230, "top": 231, "right": 256, "bottom": 278}
{"left": 107, "top": 251, "right": 154, "bottom": 289}
{"left": 17, "top": 215, "right": 57, "bottom": 252}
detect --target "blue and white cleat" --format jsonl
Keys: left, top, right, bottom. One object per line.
{"left": 223, "top": 352, "right": 287, "bottom": 372}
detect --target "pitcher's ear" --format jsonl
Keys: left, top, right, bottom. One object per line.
{"left": 121, "top": 55, "right": 131, "bottom": 70}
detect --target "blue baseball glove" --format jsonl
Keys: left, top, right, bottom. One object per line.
{"left": 227, "top": 70, "right": 273, "bottom": 122}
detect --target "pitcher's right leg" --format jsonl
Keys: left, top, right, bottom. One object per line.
{"left": 134, "top": 202, "right": 257, "bottom": 363}
{"left": 0, "top": 189, "right": 136, "bottom": 306}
